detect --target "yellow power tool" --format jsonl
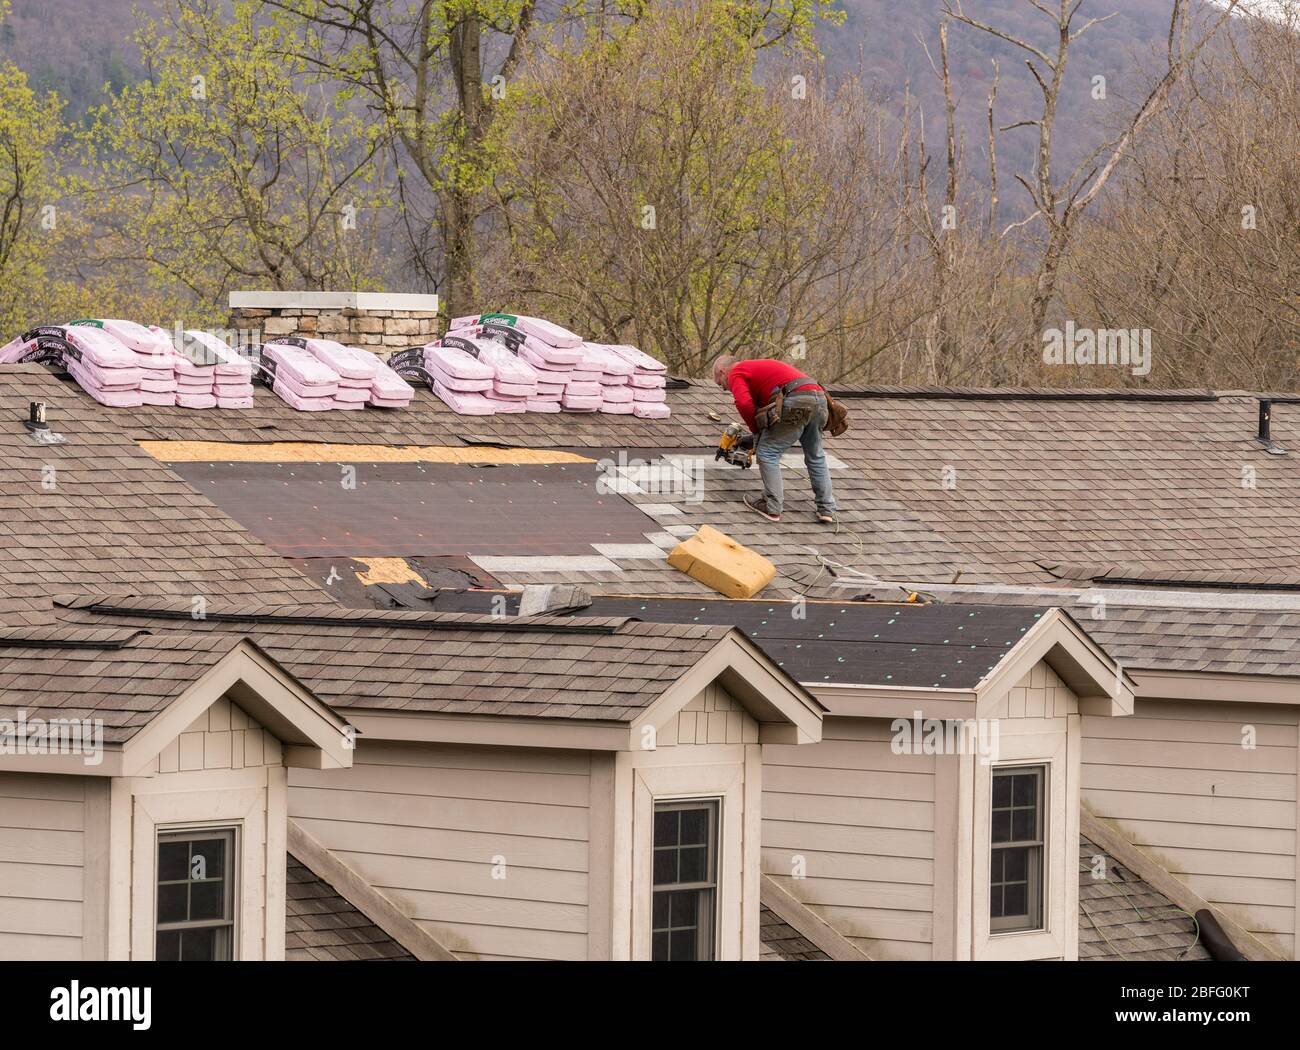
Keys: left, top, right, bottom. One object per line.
{"left": 715, "top": 423, "right": 755, "bottom": 468}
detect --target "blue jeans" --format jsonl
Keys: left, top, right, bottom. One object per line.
{"left": 755, "top": 392, "right": 836, "bottom": 515}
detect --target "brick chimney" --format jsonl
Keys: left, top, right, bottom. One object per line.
{"left": 227, "top": 292, "right": 440, "bottom": 358}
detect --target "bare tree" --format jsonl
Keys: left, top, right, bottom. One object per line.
{"left": 944, "top": 0, "right": 1241, "bottom": 344}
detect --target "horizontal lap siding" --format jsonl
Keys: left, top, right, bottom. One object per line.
{"left": 762, "top": 717, "right": 935, "bottom": 960}
{"left": 1083, "top": 700, "right": 1299, "bottom": 959}
{"left": 0, "top": 773, "right": 85, "bottom": 960}
{"left": 289, "top": 742, "right": 591, "bottom": 961}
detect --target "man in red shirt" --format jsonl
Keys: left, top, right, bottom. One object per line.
{"left": 713, "top": 355, "right": 837, "bottom": 524}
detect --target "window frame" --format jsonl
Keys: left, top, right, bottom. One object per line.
{"left": 989, "top": 764, "right": 1047, "bottom": 934}
{"left": 154, "top": 826, "right": 238, "bottom": 961}
{"left": 651, "top": 798, "right": 721, "bottom": 961}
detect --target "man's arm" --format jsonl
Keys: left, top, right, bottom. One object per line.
{"left": 728, "top": 370, "right": 758, "bottom": 432}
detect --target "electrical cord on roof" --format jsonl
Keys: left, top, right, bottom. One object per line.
{"left": 777, "top": 519, "right": 932, "bottom": 603}
{"left": 1077, "top": 857, "right": 1203, "bottom": 961}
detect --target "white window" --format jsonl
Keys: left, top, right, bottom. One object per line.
{"left": 155, "top": 828, "right": 236, "bottom": 960}
{"left": 990, "top": 766, "right": 1045, "bottom": 933}
{"left": 652, "top": 800, "right": 719, "bottom": 960}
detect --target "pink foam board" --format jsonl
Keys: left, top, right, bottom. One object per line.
{"left": 424, "top": 342, "right": 494, "bottom": 382}
{"left": 62, "top": 326, "right": 139, "bottom": 369}
{"left": 270, "top": 364, "right": 338, "bottom": 399}
{"left": 65, "top": 359, "right": 143, "bottom": 407}
{"left": 176, "top": 391, "right": 218, "bottom": 409}
{"left": 599, "top": 401, "right": 635, "bottom": 414}
{"left": 182, "top": 330, "right": 252, "bottom": 378}
{"left": 561, "top": 393, "right": 602, "bottom": 411}
{"left": 628, "top": 372, "right": 667, "bottom": 389}
{"left": 432, "top": 380, "right": 496, "bottom": 415}
{"left": 139, "top": 390, "right": 177, "bottom": 407}
{"left": 564, "top": 380, "right": 602, "bottom": 398}
{"left": 333, "top": 385, "right": 370, "bottom": 403}
{"left": 489, "top": 314, "right": 583, "bottom": 349}
{"left": 525, "top": 399, "right": 562, "bottom": 413}
{"left": 214, "top": 383, "right": 254, "bottom": 397}
{"left": 632, "top": 386, "right": 667, "bottom": 403}
{"left": 272, "top": 378, "right": 334, "bottom": 411}
{"left": 67, "top": 356, "right": 143, "bottom": 389}
{"left": 600, "top": 384, "right": 633, "bottom": 404}
{"left": 140, "top": 376, "right": 178, "bottom": 393}
{"left": 632, "top": 402, "right": 671, "bottom": 419}
{"left": 370, "top": 360, "right": 413, "bottom": 404}
{"left": 264, "top": 343, "right": 342, "bottom": 391}
{"left": 216, "top": 396, "right": 254, "bottom": 409}
{"left": 96, "top": 318, "right": 173, "bottom": 360}
{"left": 292, "top": 338, "right": 380, "bottom": 381}
{"left": 427, "top": 360, "right": 492, "bottom": 392}
{"left": 604, "top": 343, "right": 667, "bottom": 373}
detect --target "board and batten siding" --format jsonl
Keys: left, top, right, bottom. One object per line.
{"left": 0, "top": 772, "right": 86, "bottom": 960}
{"left": 1083, "top": 699, "right": 1299, "bottom": 959}
{"left": 762, "top": 716, "right": 937, "bottom": 960}
{"left": 289, "top": 742, "right": 593, "bottom": 961}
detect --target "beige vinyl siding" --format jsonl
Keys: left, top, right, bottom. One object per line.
{"left": 290, "top": 741, "right": 591, "bottom": 961}
{"left": 0, "top": 773, "right": 85, "bottom": 960}
{"left": 1083, "top": 699, "right": 1299, "bottom": 959}
{"left": 762, "top": 717, "right": 936, "bottom": 960}
{"left": 154, "top": 697, "right": 283, "bottom": 773}
{"left": 659, "top": 685, "right": 760, "bottom": 747}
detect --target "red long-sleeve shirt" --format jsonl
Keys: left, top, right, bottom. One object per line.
{"left": 725, "top": 359, "right": 821, "bottom": 432}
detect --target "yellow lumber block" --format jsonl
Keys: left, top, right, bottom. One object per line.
{"left": 666, "top": 525, "right": 776, "bottom": 599}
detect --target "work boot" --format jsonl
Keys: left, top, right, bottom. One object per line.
{"left": 744, "top": 494, "right": 781, "bottom": 522}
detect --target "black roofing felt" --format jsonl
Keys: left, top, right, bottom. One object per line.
{"left": 428, "top": 591, "right": 1046, "bottom": 688}
{"left": 167, "top": 461, "right": 659, "bottom": 558}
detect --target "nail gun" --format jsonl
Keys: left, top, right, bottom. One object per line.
{"left": 715, "top": 423, "right": 755, "bottom": 468}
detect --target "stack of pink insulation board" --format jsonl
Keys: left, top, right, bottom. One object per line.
{"left": 177, "top": 329, "right": 256, "bottom": 408}
{"left": 436, "top": 313, "right": 669, "bottom": 418}
{"left": 268, "top": 338, "right": 413, "bottom": 409}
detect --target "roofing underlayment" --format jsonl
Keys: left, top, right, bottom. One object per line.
{"left": 427, "top": 590, "right": 1046, "bottom": 688}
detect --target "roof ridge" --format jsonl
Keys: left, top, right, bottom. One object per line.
{"left": 0, "top": 625, "right": 152, "bottom": 650}
{"left": 53, "top": 594, "right": 636, "bottom": 636}
{"left": 825, "top": 386, "right": 1218, "bottom": 402}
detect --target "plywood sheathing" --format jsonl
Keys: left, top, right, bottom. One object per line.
{"left": 140, "top": 440, "right": 594, "bottom": 465}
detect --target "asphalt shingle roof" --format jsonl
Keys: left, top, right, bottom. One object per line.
{"left": 0, "top": 627, "right": 245, "bottom": 742}
{"left": 285, "top": 853, "right": 413, "bottom": 961}
{"left": 759, "top": 905, "right": 831, "bottom": 961}
{"left": 1078, "top": 834, "right": 1211, "bottom": 962}
{"left": 46, "top": 596, "right": 735, "bottom": 723}
{"left": 0, "top": 366, "right": 329, "bottom": 619}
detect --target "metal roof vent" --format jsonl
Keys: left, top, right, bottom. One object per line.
{"left": 24, "top": 401, "right": 68, "bottom": 446}
{"left": 1257, "top": 399, "right": 1290, "bottom": 456}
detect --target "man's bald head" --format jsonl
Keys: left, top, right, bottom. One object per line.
{"left": 712, "top": 355, "right": 736, "bottom": 388}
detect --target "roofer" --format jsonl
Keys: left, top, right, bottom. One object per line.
{"left": 713, "top": 355, "right": 839, "bottom": 525}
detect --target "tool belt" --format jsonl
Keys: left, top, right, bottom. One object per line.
{"left": 755, "top": 378, "right": 850, "bottom": 437}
